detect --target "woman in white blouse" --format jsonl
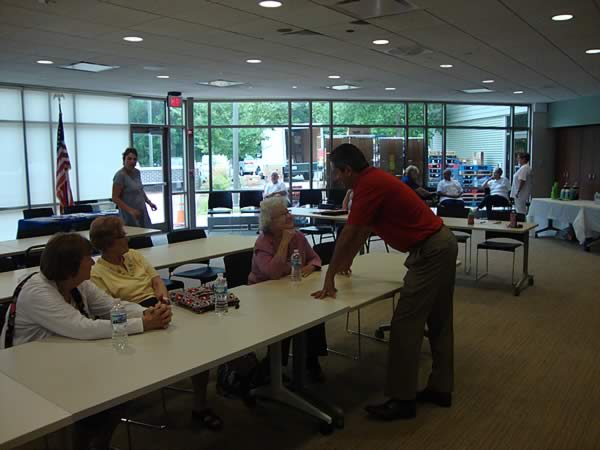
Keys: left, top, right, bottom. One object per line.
{"left": 2, "top": 233, "right": 171, "bottom": 450}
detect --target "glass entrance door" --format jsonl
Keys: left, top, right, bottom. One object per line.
{"left": 130, "top": 127, "right": 170, "bottom": 231}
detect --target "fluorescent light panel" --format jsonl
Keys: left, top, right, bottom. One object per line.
{"left": 327, "top": 84, "right": 360, "bottom": 91}
{"left": 60, "top": 62, "right": 119, "bottom": 72}
{"left": 198, "top": 79, "right": 245, "bottom": 87}
{"left": 461, "top": 88, "right": 494, "bottom": 94}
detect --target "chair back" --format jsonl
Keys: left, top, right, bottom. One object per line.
{"left": 128, "top": 236, "right": 154, "bottom": 249}
{"left": 298, "top": 190, "right": 323, "bottom": 207}
{"left": 208, "top": 192, "right": 233, "bottom": 210}
{"left": 16, "top": 223, "right": 63, "bottom": 240}
{"left": 166, "top": 228, "right": 207, "bottom": 244}
{"left": 239, "top": 191, "right": 263, "bottom": 209}
{"left": 22, "top": 208, "right": 54, "bottom": 219}
{"left": 485, "top": 211, "right": 527, "bottom": 243}
{"left": 437, "top": 204, "right": 469, "bottom": 218}
{"left": 63, "top": 204, "right": 94, "bottom": 214}
{"left": 0, "top": 257, "right": 17, "bottom": 273}
{"left": 223, "top": 250, "right": 254, "bottom": 289}
{"left": 24, "top": 245, "right": 45, "bottom": 268}
{"left": 312, "top": 241, "right": 336, "bottom": 266}
{"left": 326, "top": 189, "right": 347, "bottom": 207}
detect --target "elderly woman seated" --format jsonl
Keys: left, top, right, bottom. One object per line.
{"left": 248, "top": 196, "right": 327, "bottom": 381}
{"left": 89, "top": 216, "right": 223, "bottom": 431}
{"left": 1, "top": 233, "right": 172, "bottom": 450}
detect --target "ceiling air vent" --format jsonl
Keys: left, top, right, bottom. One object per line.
{"left": 321, "top": 0, "right": 418, "bottom": 19}
{"left": 384, "top": 45, "right": 432, "bottom": 57}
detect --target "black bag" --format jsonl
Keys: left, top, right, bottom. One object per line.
{"left": 216, "top": 352, "right": 265, "bottom": 399}
{"left": 0, "top": 273, "right": 36, "bottom": 349}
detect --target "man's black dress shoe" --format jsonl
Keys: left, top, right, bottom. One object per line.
{"left": 416, "top": 389, "right": 452, "bottom": 407}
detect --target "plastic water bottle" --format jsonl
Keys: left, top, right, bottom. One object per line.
{"left": 291, "top": 249, "right": 302, "bottom": 282}
{"left": 111, "top": 300, "right": 128, "bottom": 351}
{"left": 214, "top": 273, "right": 228, "bottom": 316}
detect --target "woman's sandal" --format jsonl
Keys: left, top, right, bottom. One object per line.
{"left": 192, "top": 408, "right": 224, "bottom": 431}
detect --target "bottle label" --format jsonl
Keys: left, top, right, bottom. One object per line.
{"left": 111, "top": 311, "right": 127, "bottom": 325}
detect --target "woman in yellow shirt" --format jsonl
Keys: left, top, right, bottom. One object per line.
{"left": 89, "top": 216, "right": 223, "bottom": 431}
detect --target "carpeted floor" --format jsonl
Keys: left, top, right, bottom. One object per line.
{"left": 19, "top": 232, "right": 600, "bottom": 450}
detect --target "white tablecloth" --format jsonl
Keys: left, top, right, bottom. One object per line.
{"left": 528, "top": 199, "right": 600, "bottom": 244}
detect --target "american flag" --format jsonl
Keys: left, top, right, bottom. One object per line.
{"left": 55, "top": 104, "right": 73, "bottom": 213}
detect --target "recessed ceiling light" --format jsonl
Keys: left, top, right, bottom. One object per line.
{"left": 513, "top": 90, "right": 524, "bottom": 94}
{"left": 36, "top": 60, "right": 54, "bottom": 65}
{"left": 156, "top": 75, "right": 170, "bottom": 79}
{"left": 123, "top": 36, "right": 143, "bottom": 42}
{"left": 585, "top": 48, "right": 600, "bottom": 54}
{"left": 328, "top": 75, "right": 341, "bottom": 79}
{"left": 326, "top": 84, "right": 360, "bottom": 91}
{"left": 385, "top": 87, "right": 396, "bottom": 91}
{"left": 440, "top": 64, "right": 453, "bottom": 68}
{"left": 246, "top": 59, "right": 262, "bottom": 64}
{"left": 292, "top": 86, "right": 297, "bottom": 89}
{"left": 198, "top": 79, "right": 245, "bottom": 88}
{"left": 258, "top": 1, "right": 282, "bottom": 7}
{"left": 552, "top": 14, "right": 573, "bottom": 21}
{"left": 482, "top": 79, "right": 495, "bottom": 84}
{"left": 372, "top": 39, "right": 390, "bottom": 45}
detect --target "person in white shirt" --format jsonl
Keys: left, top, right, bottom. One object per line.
{"left": 511, "top": 153, "right": 533, "bottom": 214}
{"left": 477, "top": 167, "right": 511, "bottom": 214}
{"left": 263, "top": 171, "right": 288, "bottom": 199}
{"left": 437, "top": 169, "right": 464, "bottom": 207}
{"left": 1, "top": 233, "right": 172, "bottom": 450}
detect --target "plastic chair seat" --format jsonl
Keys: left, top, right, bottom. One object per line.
{"left": 477, "top": 241, "right": 522, "bottom": 252}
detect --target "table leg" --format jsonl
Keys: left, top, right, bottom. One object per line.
{"left": 252, "top": 341, "right": 334, "bottom": 429}
{"left": 535, "top": 219, "right": 560, "bottom": 238}
{"left": 513, "top": 232, "right": 534, "bottom": 296}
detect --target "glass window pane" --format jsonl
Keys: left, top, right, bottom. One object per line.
{"left": 0, "top": 123, "right": 27, "bottom": 207}
{"left": 169, "top": 103, "right": 184, "bottom": 126}
{"left": 75, "top": 95, "right": 129, "bottom": 124}
{"left": 211, "top": 102, "right": 288, "bottom": 126}
{"left": 170, "top": 128, "right": 186, "bottom": 193}
{"left": 408, "top": 103, "right": 425, "bottom": 125}
{"left": 333, "top": 102, "right": 405, "bottom": 125}
{"left": 193, "top": 129, "right": 209, "bottom": 191}
{"left": 129, "top": 99, "right": 165, "bottom": 125}
{"left": 193, "top": 102, "right": 208, "bottom": 126}
{"left": 312, "top": 102, "right": 330, "bottom": 125}
{"left": 0, "top": 88, "right": 22, "bottom": 121}
{"left": 24, "top": 90, "right": 49, "bottom": 122}
{"left": 446, "top": 104, "right": 510, "bottom": 127}
{"left": 211, "top": 128, "right": 284, "bottom": 191}
{"left": 195, "top": 193, "right": 209, "bottom": 229}
{"left": 132, "top": 130, "right": 165, "bottom": 225}
{"left": 77, "top": 125, "right": 129, "bottom": 200}
{"left": 427, "top": 103, "right": 443, "bottom": 126}
{"left": 51, "top": 94, "right": 74, "bottom": 123}
{"left": 27, "top": 123, "right": 54, "bottom": 205}
{"left": 292, "top": 102, "right": 309, "bottom": 125}
{"left": 513, "top": 130, "right": 529, "bottom": 174}
{"left": 375, "top": 128, "right": 405, "bottom": 178}
{"left": 288, "top": 128, "right": 322, "bottom": 190}
{"left": 172, "top": 193, "right": 187, "bottom": 229}
{"left": 407, "top": 128, "right": 425, "bottom": 185}
{"left": 313, "top": 127, "right": 328, "bottom": 189}
{"left": 0, "top": 210, "right": 23, "bottom": 241}
{"left": 426, "top": 128, "right": 443, "bottom": 189}
{"left": 514, "top": 106, "right": 529, "bottom": 128}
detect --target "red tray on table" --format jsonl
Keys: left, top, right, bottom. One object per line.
{"left": 169, "top": 285, "right": 240, "bottom": 314}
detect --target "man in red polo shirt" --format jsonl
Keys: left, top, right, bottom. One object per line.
{"left": 312, "top": 143, "right": 458, "bottom": 420}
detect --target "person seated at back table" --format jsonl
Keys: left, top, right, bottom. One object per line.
{"left": 1, "top": 233, "right": 172, "bottom": 450}
{"left": 477, "top": 167, "right": 510, "bottom": 215}
{"left": 263, "top": 171, "right": 288, "bottom": 199}
{"left": 437, "top": 169, "right": 464, "bottom": 207}
{"left": 89, "top": 216, "right": 223, "bottom": 431}
{"left": 402, "top": 165, "right": 436, "bottom": 202}
{"left": 248, "top": 196, "right": 326, "bottom": 381}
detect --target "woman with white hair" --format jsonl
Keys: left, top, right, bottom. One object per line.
{"left": 402, "top": 165, "right": 435, "bottom": 201}
{"left": 248, "top": 196, "right": 326, "bottom": 381}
